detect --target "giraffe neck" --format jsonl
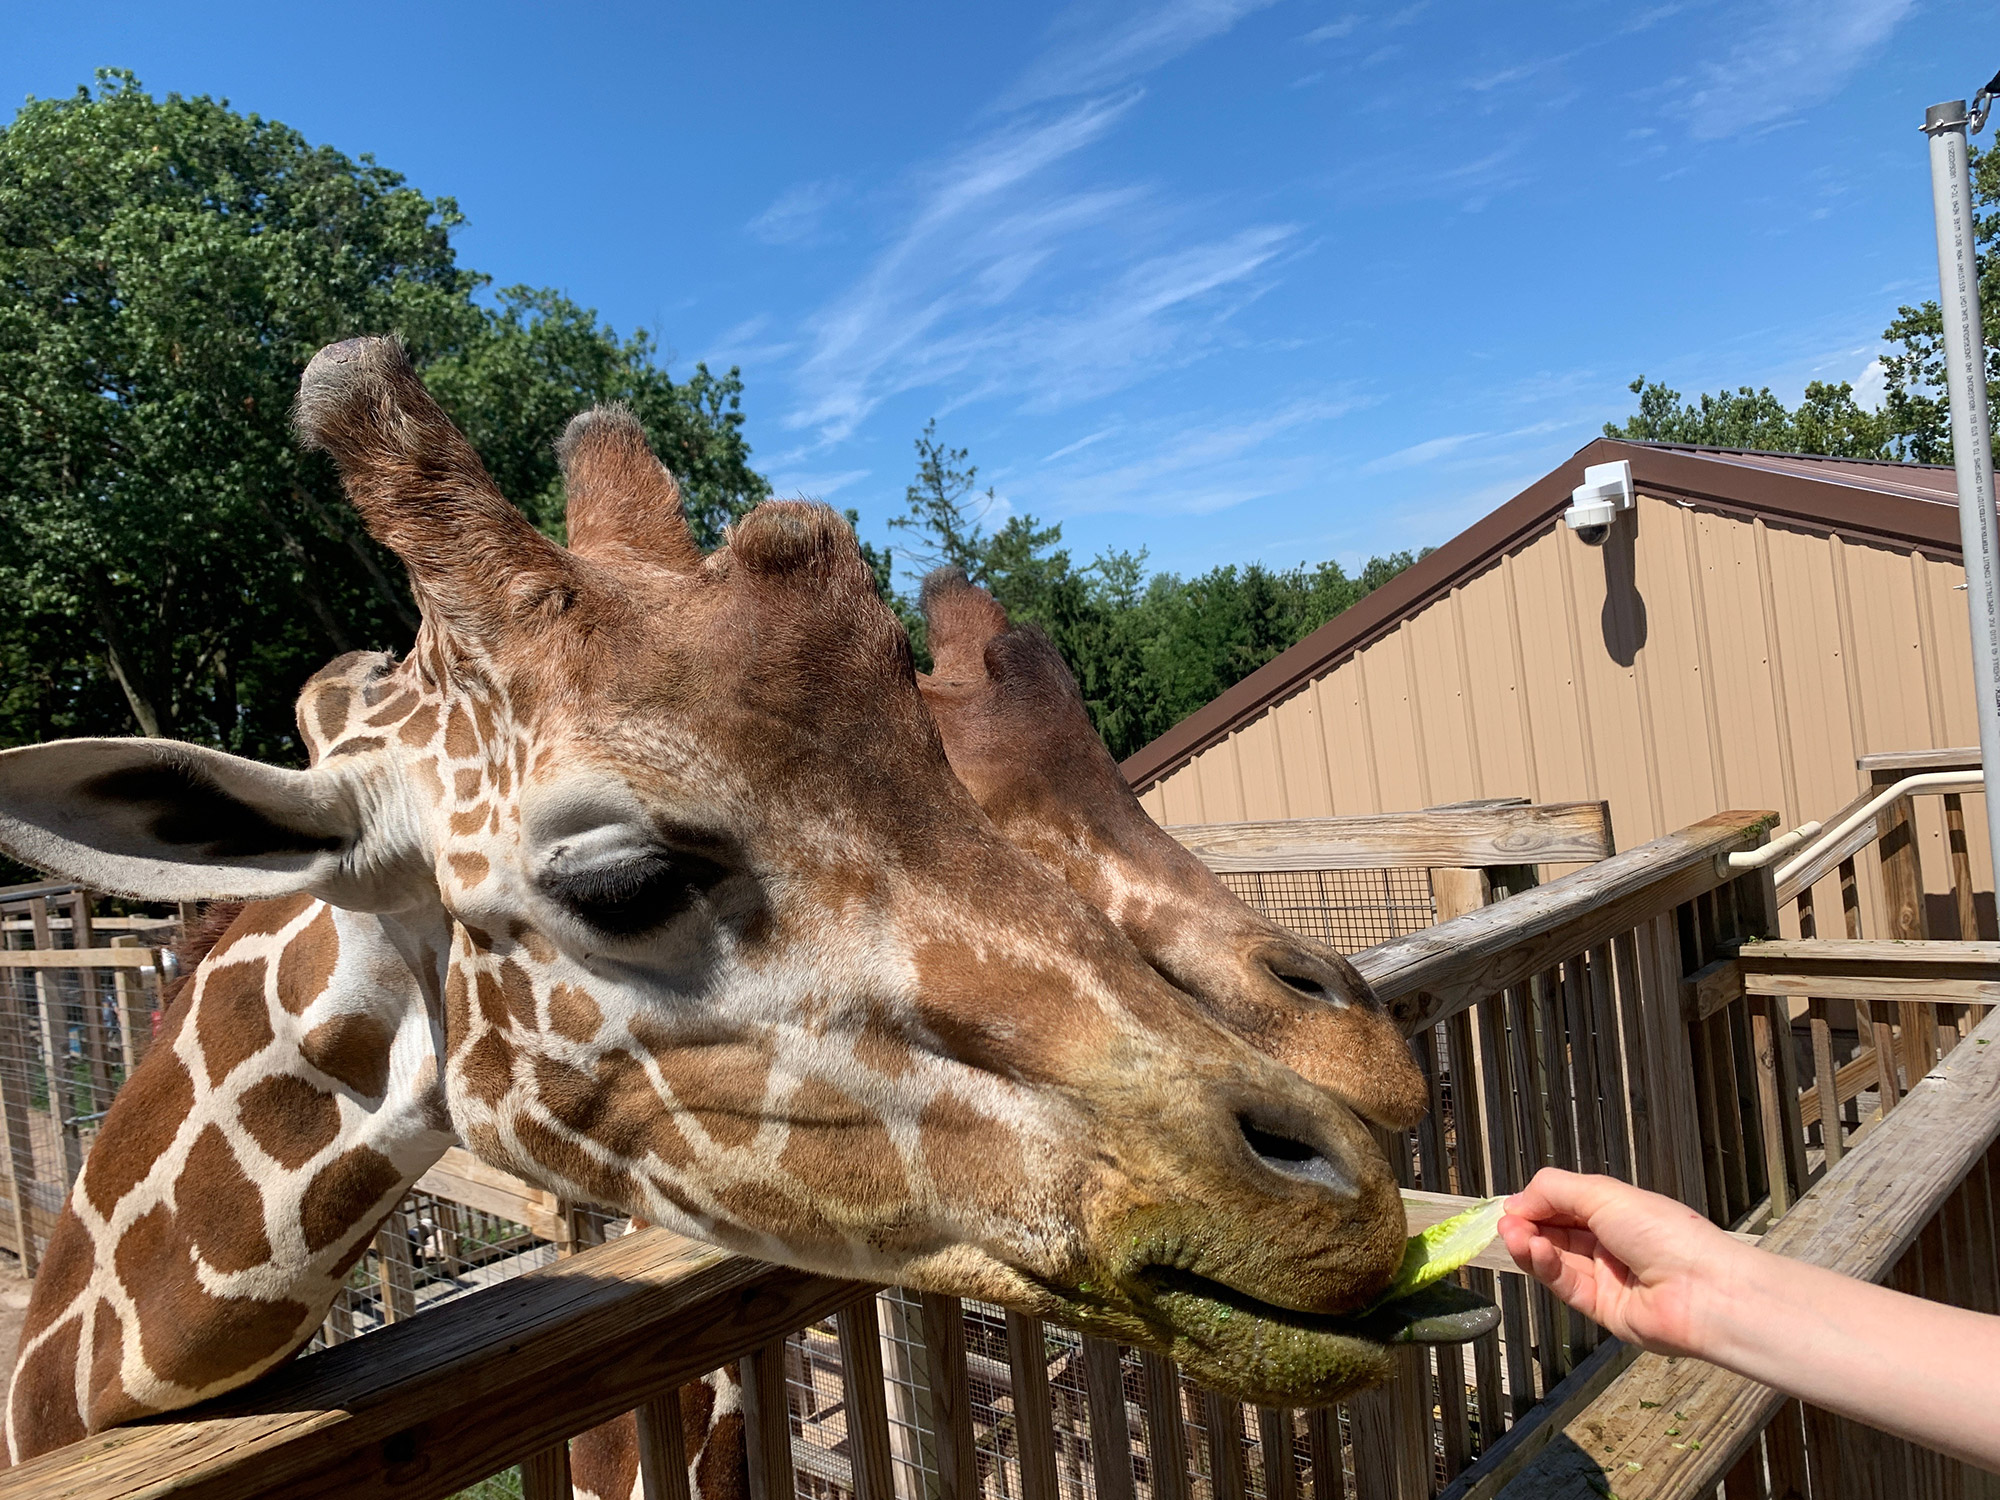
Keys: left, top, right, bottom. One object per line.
{"left": 5, "top": 896, "right": 457, "bottom": 1461}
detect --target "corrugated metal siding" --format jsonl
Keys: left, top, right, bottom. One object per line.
{"left": 1136, "top": 493, "right": 1994, "bottom": 934}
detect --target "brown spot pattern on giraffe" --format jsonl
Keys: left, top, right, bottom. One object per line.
{"left": 474, "top": 970, "right": 511, "bottom": 1030}
{"left": 919, "top": 1091, "right": 1026, "bottom": 1208}
{"left": 449, "top": 805, "right": 489, "bottom": 836}
{"left": 219, "top": 891, "right": 316, "bottom": 945}
{"left": 445, "top": 704, "right": 477, "bottom": 758}
{"left": 711, "top": 1176, "right": 838, "bottom": 1244}
{"left": 499, "top": 959, "right": 538, "bottom": 1028}
{"left": 514, "top": 1112, "right": 636, "bottom": 1206}
{"left": 535, "top": 1050, "right": 689, "bottom": 1167}
{"left": 778, "top": 1079, "right": 908, "bottom": 1208}
{"left": 195, "top": 958, "right": 274, "bottom": 1087}
{"left": 461, "top": 1030, "right": 517, "bottom": 1106}
{"left": 399, "top": 702, "right": 441, "bottom": 747}
{"left": 312, "top": 685, "right": 352, "bottom": 740}
{"left": 114, "top": 1205, "right": 310, "bottom": 1389}
{"left": 301, "top": 1011, "right": 394, "bottom": 1098}
{"left": 453, "top": 767, "right": 484, "bottom": 800}
{"left": 637, "top": 1027, "right": 776, "bottom": 1151}
{"left": 698, "top": 1410, "right": 750, "bottom": 1500}
{"left": 449, "top": 852, "right": 490, "bottom": 887}
{"left": 85, "top": 1296, "right": 149, "bottom": 1431}
{"left": 276, "top": 905, "right": 340, "bottom": 1016}
{"left": 10, "top": 1316, "right": 86, "bottom": 1451}
{"left": 299, "top": 1147, "right": 404, "bottom": 1254}
{"left": 547, "top": 982, "right": 602, "bottom": 1042}
{"left": 445, "top": 966, "right": 472, "bottom": 1044}
{"left": 326, "top": 736, "right": 386, "bottom": 758}
{"left": 363, "top": 690, "right": 419, "bottom": 726}
{"left": 176, "top": 1126, "right": 273, "bottom": 1274}
{"left": 82, "top": 1048, "right": 194, "bottom": 1218}
{"left": 238, "top": 1074, "right": 343, "bottom": 1170}
{"left": 19, "top": 1212, "right": 95, "bottom": 1346}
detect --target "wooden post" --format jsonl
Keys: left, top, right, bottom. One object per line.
{"left": 740, "top": 1337, "right": 797, "bottom": 1500}
{"left": 28, "top": 899, "right": 80, "bottom": 1189}
{"left": 69, "top": 896, "right": 113, "bottom": 1120}
{"left": 0, "top": 941, "right": 40, "bottom": 1274}
{"left": 1257, "top": 1408, "right": 1298, "bottom": 1500}
{"left": 1082, "top": 1338, "right": 1134, "bottom": 1500}
{"left": 1201, "top": 1391, "right": 1246, "bottom": 1500}
{"left": 1304, "top": 1406, "right": 1346, "bottom": 1500}
{"left": 108, "top": 936, "right": 151, "bottom": 1078}
{"left": 1137, "top": 1352, "right": 1189, "bottom": 1500}
{"left": 835, "top": 1297, "right": 897, "bottom": 1500}
{"left": 915, "top": 1293, "right": 976, "bottom": 1500}
{"left": 635, "top": 1390, "right": 692, "bottom": 1500}
{"left": 521, "top": 1444, "right": 575, "bottom": 1500}
{"left": 373, "top": 1208, "right": 418, "bottom": 1324}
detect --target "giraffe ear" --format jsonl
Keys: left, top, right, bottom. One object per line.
{"left": 0, "top": 739, "right": 413, "bottom": 906}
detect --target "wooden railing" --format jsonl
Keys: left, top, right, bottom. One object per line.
{"left": 0, "top": 808, "right": 1787, "bottom": 1500}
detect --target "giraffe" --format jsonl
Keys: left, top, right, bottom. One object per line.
{"left": 569, "top": 573, "right": 1442, "bottom": 1500}
{"left": 0, "top": 337, "right": 1454, "bottom": 1466}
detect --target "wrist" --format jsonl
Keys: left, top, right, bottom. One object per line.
{"left": 1677, "top": 1234, "right": 1768, "bottom": 1368}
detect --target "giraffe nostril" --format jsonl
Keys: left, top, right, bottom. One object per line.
{"left": 1238, "top": 1116, "right": 1355, "bottom": 1199}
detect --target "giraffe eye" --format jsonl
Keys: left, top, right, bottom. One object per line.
{"left": 539, "top": 847, "right": 728, "bottom": 936}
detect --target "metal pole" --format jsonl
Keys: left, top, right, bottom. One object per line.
{"left": 1922, "top": 95, "right": 2000, "bottom": 893}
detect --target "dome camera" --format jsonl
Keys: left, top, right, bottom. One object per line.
{"left": 1565, "top": 460, "right": 1634, "bottom": 547}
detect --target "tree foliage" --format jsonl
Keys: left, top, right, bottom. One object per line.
{"left": 0, "top": 73, "right": 766, "bottom": 761}
{"left": 1606, "top": 377, "right": 1893, "bottom": 457}
{"left": 884, "top": 423, "right": 1419, "bottom": 760}
{"left": 1608, "top": 147, "right": 1999, "bottom": 464}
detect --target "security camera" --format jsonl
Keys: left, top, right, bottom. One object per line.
{"left": 1565, "top": 460, "right": 1634, "bottom": 546}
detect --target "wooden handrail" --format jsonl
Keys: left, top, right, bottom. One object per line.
{"left": 1353, "top": 810, "right": 1776, "bottom": 1033}
{"left": 1494, "top": 1002, "right": 2000, "bottom": 1498}
{"left": 0, "top": 1233, "right": 866, "bottom": 1500}
{"left": 0, "top": 946, "right": 163, "bottom": 968}
{"left": 1170, "top": 800, "right": 1614, "bottom": 872}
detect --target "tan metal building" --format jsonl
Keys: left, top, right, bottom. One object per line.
{"left": 1121, "top": 439, "right": 1994, "bottom": 935}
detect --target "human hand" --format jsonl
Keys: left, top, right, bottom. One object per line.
{"left": 1499, "top": 1168, "right": 1742, "bottom": 1357}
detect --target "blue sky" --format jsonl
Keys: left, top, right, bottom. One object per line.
{"left": 5, "top": 0, "right": 1994, "bottom": 582}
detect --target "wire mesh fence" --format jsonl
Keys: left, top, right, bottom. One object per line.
{"left": 1216, "top": 869, "right": 1437, "bottom": 952}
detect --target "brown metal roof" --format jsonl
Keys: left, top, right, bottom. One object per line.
{"left": 1120, "top": 438, "right": 1966, "bottom": 792}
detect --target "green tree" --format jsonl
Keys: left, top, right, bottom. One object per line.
{"left": 1879, "top": 144, "right": 2000, "bottom": 463}
{"left": 1606, "top": 377, "right": 1893, "bottom": 458}
{"left": 0, "top": 73, "right": 767, "bottom": 763}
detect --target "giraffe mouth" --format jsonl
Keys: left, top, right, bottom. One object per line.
{"left": 1025, "top": 1268, "right": 1498, "bottom": 1406}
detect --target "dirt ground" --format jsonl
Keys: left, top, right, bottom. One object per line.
{"left": 0, "top": 1257, "right": 29, "bottom": 1405}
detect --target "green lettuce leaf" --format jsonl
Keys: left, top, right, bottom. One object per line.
{"left": 1369, "top": 1197, "right": 1506, "bottom": 1311}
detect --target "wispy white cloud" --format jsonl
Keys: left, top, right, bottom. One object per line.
{"left": 1301, "top": 15, "right": 1360, "bottom": 43}
{"left": 746, "top": 179, "right": 848, "bottom": 245}
{"left": 1359, "top": 431, "right": 1488, "bottom": 474}
{"left": 1672, "top": 0, "right": 1913, "bottom": 140}
{"left": 1007, "top": 0, "right": 1284, "bottom": 107}
{"left": 1042, "top": 427, "right": 1116, "bottom": 462}
{"left": 770, "top": 468, "right": 871, "bottom": 500}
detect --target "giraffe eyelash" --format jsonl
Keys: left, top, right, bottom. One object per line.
{"left": 538, "top": 847, "right": 729, "bottom": 936}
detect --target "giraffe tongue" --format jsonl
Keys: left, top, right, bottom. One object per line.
{"left": 1338, "top": 1280, "right": 1500, "bottom": 1345}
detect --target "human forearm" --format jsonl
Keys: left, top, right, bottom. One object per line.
{"left": 1693, "top": 1240, "right": 2000, "bottom": 1471}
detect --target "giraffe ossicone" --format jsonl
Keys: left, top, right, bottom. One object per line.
{"left": 0, "top": 336, "right": 1461, "bottom": 1467}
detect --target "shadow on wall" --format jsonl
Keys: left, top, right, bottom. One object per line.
{"left": 1599, "top": 504, "right": 1647, "bottom": 669}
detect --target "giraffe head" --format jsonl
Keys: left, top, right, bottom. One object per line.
{"left": 0, "top": 339, "right": 1462, "bottom": 1406}
{"left": 915, "top": 570, "right": 1428, "bottom": 1129}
